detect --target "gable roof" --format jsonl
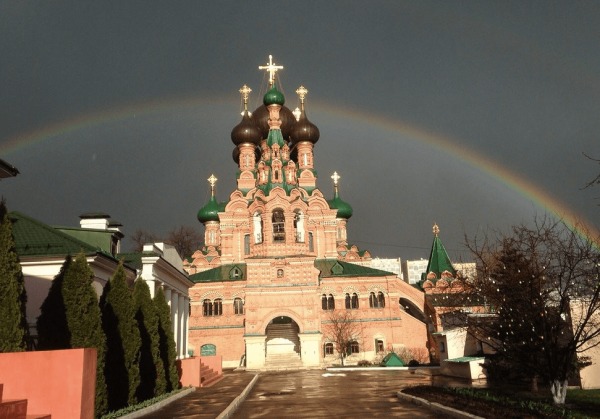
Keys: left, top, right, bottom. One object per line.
{"left": 9, "top": 211, "right": 116, "bottom": 261}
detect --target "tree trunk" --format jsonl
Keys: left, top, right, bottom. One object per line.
{"left": 550, "top": 379, "right": 568, "bottom": 405}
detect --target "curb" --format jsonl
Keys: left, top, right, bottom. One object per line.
{"left": 396, "top": 390, "right": 484, "bottom": 419}
{"left": 118, "top": 386, "right": 197, "bottom": 419}
{"left": 217, "top": 373, "right": 260, "bottom": 419}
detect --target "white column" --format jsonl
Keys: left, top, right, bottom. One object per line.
{"left": 178, "top": 293, "right": 185, "bottom": 359}
{"left": 182, "top": 296, "right": 190, "bottom": 358}
{"left": 171, "top": 291, "right": 178, "bottom": 357}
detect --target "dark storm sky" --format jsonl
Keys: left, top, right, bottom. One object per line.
{"left": 1, "top": 1, "right": 598, "bottom": 261}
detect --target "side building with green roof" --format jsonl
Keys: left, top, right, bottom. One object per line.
{"left": 9, "top": 211, "right": 136, "bottom": 338}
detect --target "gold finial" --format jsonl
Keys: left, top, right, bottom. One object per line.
{"left": 208, "top": 174, "right": 218, "bottom": 195}
{"left": 296, "top": 85, "right": 308, "bottom": 110}
{"left": 293, "top": 107, "right": 301, "bottom": 121}
{"left": 258, "top": 55, "right": 283, "bottom": 87}
{"left": 433, "top": 223, "right": 440, "bottom": 237}
{"left": 239, "top": 85, "right": 252, "bottom": 112}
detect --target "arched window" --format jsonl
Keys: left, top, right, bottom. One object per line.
{"left": 203, "top": 299, "right": 212, "bottom": 316}
{"left": 369, "top": 291, "right": 385, "bottom": 308}
{"left": 375, "top": 339, "right": 384, "bottom": 353}
{"left": 351, "top": 293, "right": 359, "bottom": 309}
{"left": 272, "top": 209, "right": 285, "bottom": 242}
{"left": 324, "top": 342, "right": 334, "bottom": 356}
{"left": 234, "top": 297, "right": 244, "bottom": 315}
{"left": 322, "top": 294, "right": 335, "bottom": 310}
{"left": 345, "top": 293, "right": 359, "bottom": 309}
{"left": 308, "top": 232, "right": 314, "bottom": 252}
{"left": 378, "top": 291, "right": 385, "bottom": 308}
{"left": 213, "top": 298, "right": 223, "bottom": 316}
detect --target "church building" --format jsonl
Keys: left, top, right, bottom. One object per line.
{"left": 184, "top": 56, "right": 428, "bottom": 369}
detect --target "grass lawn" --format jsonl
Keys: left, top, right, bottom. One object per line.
{"left": 566, "top": 388, "right": 600, "bottom": 418}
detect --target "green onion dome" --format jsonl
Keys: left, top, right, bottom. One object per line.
{"left": 328, "top": 191, "right": 353, "bottom": 219}
{"left": 197, "top": 195, "right": 220, "bottom": 223}
{"left": 231, "top": 111, "right": 262, "bottom": 146}
{"left": 263, "top": 85, "right": 285, "bottom": 106}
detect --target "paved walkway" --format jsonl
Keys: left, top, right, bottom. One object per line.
{"left": 140, "top": 370, "right": 255, "bottom": 418}
{"left": 230, "top": 370, "right": 440, "bottom": 418}
{"left": 138, "top": 369, "right": 473, "bottom": 418}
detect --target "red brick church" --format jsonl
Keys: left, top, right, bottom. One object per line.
{"left": 183, "top": 56, "right": 428, "bottom": 369}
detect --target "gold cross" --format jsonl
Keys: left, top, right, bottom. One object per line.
{"left": 433, "top": 223, "right": 440, "bottom": 236}
{"left": 331, "top": 171, "right": 341, "bottom": 186}
{"left": 208, "top": 174, "right": 218, "bottom": 191}
{"left": 239, "top": 85, "right": 252, "bottom": 102}
{"left": 259, "top": 55, "right": 283, "bottom": 86}
{"left": 296, "top": 85, "right": 308, "bottom": 102}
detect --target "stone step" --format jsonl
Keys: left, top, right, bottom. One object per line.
{"left": 199, "top": 362, "right": 223, "bottom": 388}
{"left": 0, "top": 399, "right": 28, "bottom": 419}
{"left": 265, "top": 352, "right": 303, "bottom": 369}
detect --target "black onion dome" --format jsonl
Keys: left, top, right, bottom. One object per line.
{"left": 231, "top": 112, "right": 262, "bottom": 146}
{"left": 290, "top": 110, "right": 320, "bottom": 145}
{"left": 252, "top": 104, "right": 296, "bottom": 141}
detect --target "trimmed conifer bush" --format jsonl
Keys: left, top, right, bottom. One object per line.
{"left": 101, "top": 264, "right": 141, "bottom": 411}
{"left": 0, "top": 203, "right": 29, "bottom": 352}
{"left": 132, "top": 277, "right": 162, "bottom": 401}
{"left": 37, "top": 256, "right": 72, "bottom": 350}
{"left": 154, "top": 287, "right": 180, "bottom": 392}
{"left": 37, "top": 253, "right": 108, "bottom": 418}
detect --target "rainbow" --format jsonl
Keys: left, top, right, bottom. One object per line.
{"left": 1, "top": 96, "right": 598, "bottom": 246}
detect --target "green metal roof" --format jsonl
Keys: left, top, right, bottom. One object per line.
{"left": 56, "top": 227, "right": 115, "bottom": 254}
{"left": 315, "top": 259, "right": 394, "bottom": 278}
{"left": 424, "top": 234, "right": 456, "bottom": 280}
{"left": 189, "top": 264, "right": 247, "bottom": 283}
{"left": 9, "top": 211, "right": 113, "bottom": 259}
{"left": 118, "top": 252, "right": 145, "bottom": 270}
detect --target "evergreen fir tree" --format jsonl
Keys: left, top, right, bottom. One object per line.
{"left": 0, "top": 202, "right": 29, "bottom": 352}
{"left": 101, "top": 264, "right": 141, "bottom": 411}
{"left": 132, "top": 277, "right": 162, "bottom": 401}
{"left": 154, "top": 287, "right": 180, "bottom": 392}
{"left": 37, "top": 253, "right": 108, "bottom": 418}
{"left": 37, "top": 256, "right": 71, "bottom": 350}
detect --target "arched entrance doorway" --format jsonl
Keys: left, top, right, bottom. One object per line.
{"left": 265, "top": 316, "right": 302, "bottom": 368}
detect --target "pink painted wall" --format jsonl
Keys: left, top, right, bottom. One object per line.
{"left": 0, "top": 348, "right": 96, "bottom": 419}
